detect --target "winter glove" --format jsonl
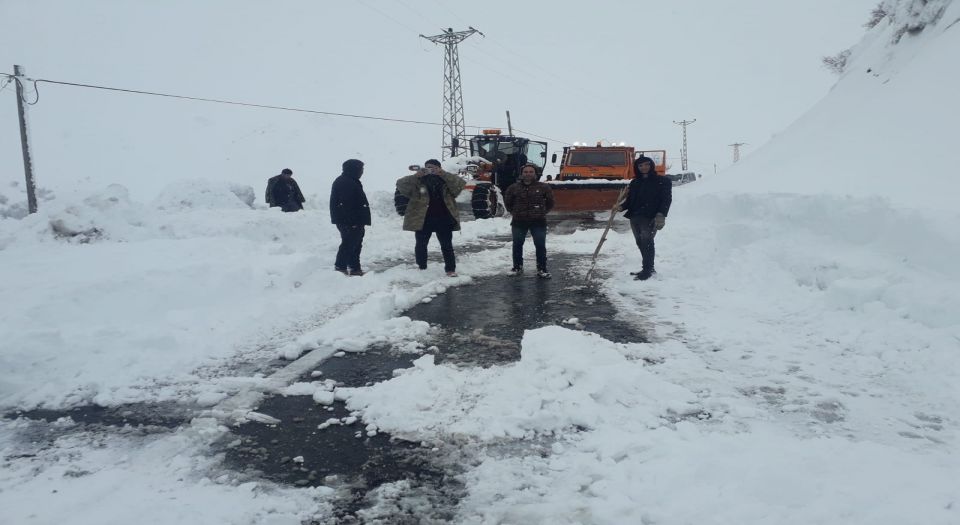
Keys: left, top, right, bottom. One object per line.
{"left": 654, "top": 213, "right": 666, "bottom": 230}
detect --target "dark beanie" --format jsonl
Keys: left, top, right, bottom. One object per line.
{"left": 424, "top": 159, "right": 442, "bottom": 168}
{"left": 281, "top": 168, "right": 293, "bottom": 175}
{"left": 342, "top": 159, "right": 364, "bottom": 176}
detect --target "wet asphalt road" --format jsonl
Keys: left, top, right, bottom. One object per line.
{"left": 221, "top": 244, "right": 649, "bottom": 522}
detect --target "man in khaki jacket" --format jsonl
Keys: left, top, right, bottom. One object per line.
{"left": 396, "top": 159, "right": 466, "bottom": 277}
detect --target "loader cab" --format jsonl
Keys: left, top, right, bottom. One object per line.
{"left": 469, "top": 130, "right": 547, "bottom": 192}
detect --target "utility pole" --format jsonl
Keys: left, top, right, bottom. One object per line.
{"left": 13, "top": 65, "right": 38, "bottom": 214}
{"left": 729, "top": 142, "right": 747, "bottom": 163}
{"left": 673, "top": 118, "right": 696, "bottom": 171}
{"left": 421, "top": 27, "right": 481, "bottom": 159}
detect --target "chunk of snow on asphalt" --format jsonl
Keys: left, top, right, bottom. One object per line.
{"left": 244, "top": 411, "right": 280, "bottom": 425}
{"left": 312, "top": 390, "right": 335, "bottom": 405}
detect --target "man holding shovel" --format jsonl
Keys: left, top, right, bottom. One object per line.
{"left": 620, "top": 155, "right": 672, "bottom": 280}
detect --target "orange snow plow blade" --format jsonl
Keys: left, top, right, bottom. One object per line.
{"left": 547, "top": 181, "right": 630, "bottom": 213}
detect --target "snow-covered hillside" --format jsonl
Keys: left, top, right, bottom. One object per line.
{"left": 698, "top": 0, "right": 960, "bottom": 211}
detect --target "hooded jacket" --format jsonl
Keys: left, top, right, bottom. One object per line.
{"left": 330, "top": 160, "right": 371, "bottom": 226}
{"left": 621, "top": 157, "right": 672, "bottom": 220}
{"left": 396, "top": 170, "right": 465, "bottom": 231}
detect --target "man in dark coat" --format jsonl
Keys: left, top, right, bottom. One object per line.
{"left": 504, "top": 163, "right": 555, "bottom": 278}
{"left": 266, "top": 168, "right": 305, "bottom": 212}
{"left": 396, "top": 159, "right": 465, "bottom": 277}
{"left": 620, "top": 156, "right": 672, "bottom": 280}
{"left": 330, "top": 159, "right": 371, "bottom": 276}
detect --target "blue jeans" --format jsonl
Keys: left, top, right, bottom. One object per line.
{"left": 512, "top": 224, "right": 547, "bottom": 271}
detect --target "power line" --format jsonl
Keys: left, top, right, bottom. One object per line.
{"left": 1, "top": 72, "right": 573, "bottom": 146}
{"left": 513, "top": 128, "right": 571, "bottom": 146}
{"left": 0, "top": 73, "right": 456, "bottom": 127}
{"left": 355, "top": 0, "right": 422, "bottom": 34}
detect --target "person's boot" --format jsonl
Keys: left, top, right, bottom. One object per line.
{"left": 335, "top": 266, "right": 349, "bottom": 275}
{"left": 349, "top": 268, "right": 366, "bottom": 277}
{"left": 537, "top": 269, "right": 552, "bottom": 279}
{"left": 634, "top": 268, "right": 655, "bottom": 281}
{"left": 510, "top": 266, "right": 523, "bottom": 275}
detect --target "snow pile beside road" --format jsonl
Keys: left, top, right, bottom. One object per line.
{"left": 459, "top": 423, "right": 958, "bottom": 524}
{"left": 0, "top": 180, "right": 55, "bottom": 220}
{"left": 152, "top": 179, "right": 256, "bottom": 210}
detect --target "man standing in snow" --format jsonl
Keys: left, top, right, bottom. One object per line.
{"left": 504, "top": 163, "right": 555, "bottom": 278}
{"left": 330, "top": 159, "right": 371, "bottom": 276}
{"left": 620, "top": 156, "right": 672, "bottom": 280}
{"left": 265, "top": 168, "right": 305, "bottom": 212}
{"left": 396, "top": 159, "right": 465, "bottom": 277}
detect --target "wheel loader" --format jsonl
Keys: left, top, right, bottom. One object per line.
{"left": 393, "top": 129, "right": 548, "bottom": 220}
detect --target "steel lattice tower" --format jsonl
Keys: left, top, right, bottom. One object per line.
{"left": 729, "top": 142, "right": 747, "bottom": 163}
{"left": 673, "top": 119, "right": 696, "bottom": 171}
{"left": 421, "top": 27, "right": 481, "bottom": 159}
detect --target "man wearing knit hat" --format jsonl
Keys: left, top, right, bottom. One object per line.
{"left": 330, "top": 159, "right": 371, "bottom": 276}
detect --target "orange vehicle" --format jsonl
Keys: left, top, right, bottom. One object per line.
{"left": 549, "top": 144, "right": 667, "bottom": 213}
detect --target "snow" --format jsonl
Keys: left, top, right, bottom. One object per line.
{"left": 2, "top": 1, "right": 960, "bottom": 523}
{"left": 0, "top": 418, "right": 333, "bottom": 525}
{"left": 695, "top": 0, "right": 960, "bottom": 211}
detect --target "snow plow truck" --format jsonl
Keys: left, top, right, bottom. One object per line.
{"left": 548, "top": 144, "right": 668, "bottom": 214}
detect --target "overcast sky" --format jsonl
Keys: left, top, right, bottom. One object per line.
{"left": 0, "top": 0, "right": 877, "bottom": 195}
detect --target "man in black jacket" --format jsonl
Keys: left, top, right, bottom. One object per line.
{"left": 266, "top": 168, "right": 305, "bottom": 212}
{"left": 620, "top": 156, "right": 672, "bottom": 280}
{"left": 330, "top": 159, "right": 371, "bottom": 276}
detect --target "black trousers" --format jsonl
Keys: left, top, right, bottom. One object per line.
{"left": 415, "top": 228, "right": 456, "bottom": 272}
{"left": 629, "top": 216, "right": 657, "bottom": 270}
{"left": 335, "top": 224, "right": 365, "bottom": 271}
{"left": 511, "top": 223, "right": 548, "bottom": 271}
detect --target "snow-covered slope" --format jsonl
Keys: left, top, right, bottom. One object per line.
{"left": 696, "top": 0, "right": 960, "bottom": 211}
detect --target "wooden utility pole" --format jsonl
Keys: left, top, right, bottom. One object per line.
{"left": 13, "top": 65, "right": 38, "bottom": 213}
{"left": 505, "top": 110, "right": 513, "bottom": 136}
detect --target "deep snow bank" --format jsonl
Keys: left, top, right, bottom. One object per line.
{"left": 696, "top": 0, "right": 960, "bottom": 211}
